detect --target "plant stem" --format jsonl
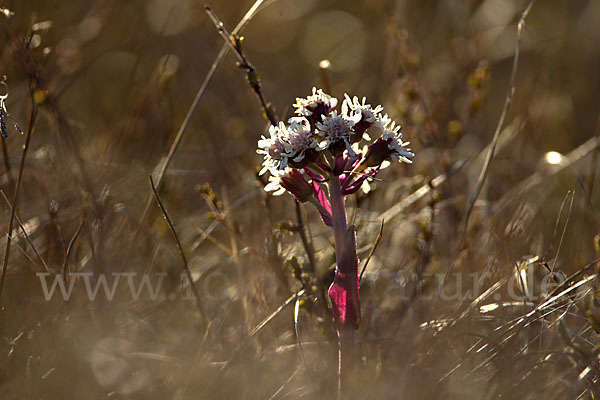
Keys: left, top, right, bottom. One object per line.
{"left": 337, "top": 325, "right": 355, "bottom": 393}
{"left": 329, "top": 175, "right": 348, "bottom": 262}
{"left": 328, "top": 174, "right": 355, "bottom": 397}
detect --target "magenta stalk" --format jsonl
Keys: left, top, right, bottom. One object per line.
{"left": 328, "top": 174, "right": 357, "bottom": 396}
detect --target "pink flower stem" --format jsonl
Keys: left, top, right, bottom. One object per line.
{"left": 329, "top": 175, "right": 348, "bottom": 259}
{"left": 328, "top": 174, "right": 356, "bottom": 396}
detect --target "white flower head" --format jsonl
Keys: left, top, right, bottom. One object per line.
{"left": 294, "top": 87, "right": 338, "bottom": 117}
{"left": 258, "top": 117, "right": 320, "bottom": 175}
{"left": 263, "top": 169, "right": 288, "bottom": 196}
{"left": 374, "top": 113, "right": 392, "bottom": 132}
{"left": 341, "top": 94, "right": 383, "bottom": 126}
{"left": 315, "top": 111, "right": 357, "bottom": 155}
{"left": 381, "top": 121, "right": 414, "bottom": 164}
{"left": 284, "top": 117, "right": 319, "bottom": 162}
{"left": 257, "top": 122, "right": 290, "bottom": 175}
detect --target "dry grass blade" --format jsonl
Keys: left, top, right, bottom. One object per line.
{"left": 0, "top": 102, "right": 37, "bottom": 304}
{"left": 267, "top": 367, "right": 302, "bottom": 400}
{"left": 359, "top": 219, "right": 384, "bottom": 283}
{"left": 551, "top": 190, "right": 575, "bottom": 272}
{"left": 1, "top": 137, "right": 12, "bottom": 186}
{"left": 200, "top": 289, "right": 305, "bottom": 397}
{"left": 294, "top": 201, "right": 316, "bottom": 273}
{"left": 458, "top": 279, "right": 506, "bottom": 320}
{"left": 586, "top": 111, "right": 600, "bottom": 204}
{"left": 293, "top": 200, "right": 329, "bottom": 315}
{"left": 0, "top": 189, "right": 49, "bottom": 273}
{"left": 494, "top": 135, "right": 600, "bottom": 214}
{"left": 62, "top": 220, "right": 84, "bottom": 278}
{"left": 509, "top": 274, "right": 596, "bottom": 332}
{"left": 132, "top": 45, "right": 227, "bottom": 247}
{"left": 456, "top": 0, "right": 537, "bottom": 249}
{"left": 130, "top": 0, "right": 272, "bottom": 255}
{"left": 294, "top": 293, "right": 313, "bottom": 390}
{"left": 250, "top": 289, "right": 305, "bottom": 337}
{"left": 545, "top": 259, "right": 599, "bottom": 300}
{"left": 379, "top": 159, "right": 466, "bottom": 223}
{"left": 149, "top": 175, "right": 205, "bottom": 324}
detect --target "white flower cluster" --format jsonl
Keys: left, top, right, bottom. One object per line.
{"left": 257, "top": 88, "right": 413, "bottom": 179}
{"left": 381, "top": 121, "right": 414, "bottom": 164}
{"left": 293, "top": 87, "right": 337, "bottom": 117}
{"left": 257, "top": 118, "right": 318, "bottom": 175}
{"left": 315, "top": 110, "right": 360, "bottom": 155}
{"left": 341, "top": 94, "right": 383, "bottom": 127}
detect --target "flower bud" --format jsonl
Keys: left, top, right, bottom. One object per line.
{"left": 362, "top": 138, "right": 392, "bottom": 168}
{"left": 279, "top": 169, "right": 313, "bottom": 203}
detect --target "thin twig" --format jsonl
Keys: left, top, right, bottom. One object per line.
{"left": 1, "top": 136, "right": 13, "bottom": 187}
{"left": 149, "top": 175, "right": 205, "bottom": 323}
{"left": 0, "top": 102, "right": 37, "bottom": 304}
{"left": 294, "top": 201, "right": 316, "bottom": 273}
{"left": 195, "top": 226, "right": 233, "bottom": 256}
{"left": 493, "top": 135, "right": 600, "bottom": 215}
{"left": 0, "top": 190, "right": 50, "bottom": 274}
{"left": 359, "top": 219, "right": 384, "bottom": 283}
{"left": 294, "top": 292, "right": 313, "bottom": 389}
{"left": 182, "top": 324, "right": 212, "bottom": 400}
{"left": 586, "top": 110, "right": 600, "bottom": 204}
{"left": 200, "top": 289, "right": 305, "bottom": 397}
{"left": 128, "top": 0, "right": 271, "bottom": 265}
{"left": 250, "top": 289, "right": 305, "bottom": 337}
{"left": 456, "top": 0, "right": 537, "bottom": 249}
{"left": 48, "top": 102, "right": 108, "bottom": 276}
{"left": 267, "top": 367, "right": 302, "bottom": 400}
{"left": 62, "top": 220, "right": 84, "bottom": 279}
{"left": 205, "top": 4, "right": 277, "bottom": 125}
{"left": 550, "top": 190, "right": 575, "bottom": 272}
{"left": 295, "top": 200, "right": 329, "bottom": 315}
{"left": 379, "top": 159, "right": 466, "bottom": 223}
{"left": 129, "top": 47, "right": 227, "bottom": 254}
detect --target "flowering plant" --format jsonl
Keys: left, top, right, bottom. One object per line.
{"left": 257, "top": 87, "right": 414, "bottom": 378}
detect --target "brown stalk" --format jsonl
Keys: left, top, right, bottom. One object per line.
{"left": 456, "top": 0, "right": 537, "bottom": 250}
{"left": 149, "top": 175, "right": 206, "bottom": 324}
{"left": 128, "top": 0, "right": 272, "bottom": 267}
{"left": 0, "top": 100, "right": 37, "bottom": 304}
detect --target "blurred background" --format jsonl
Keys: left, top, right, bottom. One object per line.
{"left": 1, "top": 0, "right": 600, "bottom": 398}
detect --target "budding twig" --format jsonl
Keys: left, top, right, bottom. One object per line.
{"left": 127, "top": 0, "right": 270, "bottom": 270}
{"left": 205, "top": 5, "right": 277, "bottom": 126}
